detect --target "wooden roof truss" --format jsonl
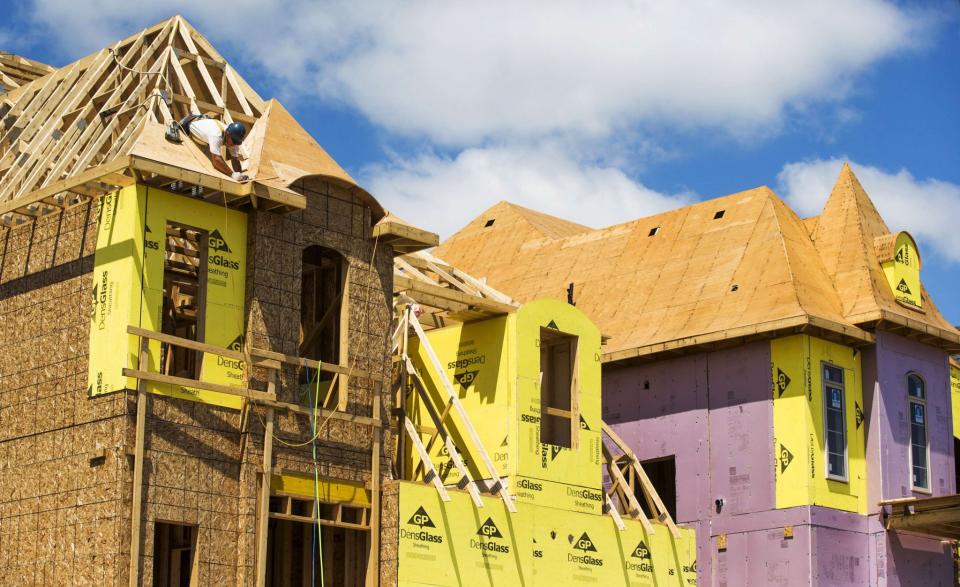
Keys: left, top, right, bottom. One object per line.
{"left": 0, "top": 52, "right": 56, "bottom": 92}
{"left": 394, "top": 250, "right": 518, "bottom": 330}
{"left": 0, "top": 16, "right": 303, "bottom": 228}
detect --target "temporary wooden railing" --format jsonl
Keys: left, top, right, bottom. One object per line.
{"left": 122, "top": 325, "right": 383, "bottom": 587}
{"left": 602, "top": 421, "right": 680, "bottom": 537}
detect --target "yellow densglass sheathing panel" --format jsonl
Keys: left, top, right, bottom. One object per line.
{"left": 270, "top": 474, "right": 371, "bottom": 506}
{"left": 950, "top": 362, "right": 960, "bottom": 440}
{"left": 88, "top": 186, "right": 146, "bottom": 396}
{"left": 86, "top": 184, "right": 248, "bottom": 409}
{"left": 880, "top": 231, "right": 922, "bottom": 310}
{"left": 406, "top": 299, "right": 604, "bottom": 513}
{"left": 514, "top": 299, "right": 604, "bottom": 512}
{"left": 139, "top": 186, "right": 248, "bottom": 409}
{"left": 407, "top": 315, "right": 513, "bottom": 483}
{"left": 772, "top": 335, "right": 865, "bottom": 514}
{"left": 397, "top": 482, "right": 696, "bottom": 587}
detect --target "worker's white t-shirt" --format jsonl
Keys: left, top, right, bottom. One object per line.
{"left": 188, "top": 118, "right": 240, "bottom": 158}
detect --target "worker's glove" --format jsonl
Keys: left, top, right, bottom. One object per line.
{"left": 231, "top": 172, "right": 250, "bottom": 182}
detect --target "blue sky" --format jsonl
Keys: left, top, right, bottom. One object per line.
{"left": 2, "top": 0, "right": 958, "bottom": 324}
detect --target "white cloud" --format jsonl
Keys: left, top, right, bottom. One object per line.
{"left": 778, "top": 158, "right": 960, "bottom": 263}
{"left": 363, "top": 143, "right": 692, "bottom": 238}
{"left": 14, "top": 0, "right": 931, "bottom": 145}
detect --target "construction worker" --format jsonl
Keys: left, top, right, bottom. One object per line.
{"left": 180, "top": 114, "right": 250, "bottom": 181}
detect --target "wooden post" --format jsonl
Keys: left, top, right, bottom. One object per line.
{"left": 129, "top": 344, "right": 149, "bottom": 587}
{"left": 255, "top": 371, "right": 277, "bottom": 587}
{"left": 366, "top": 393, "right": 381, "bottom": 586}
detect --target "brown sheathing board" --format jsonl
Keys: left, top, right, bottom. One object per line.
{"left": 0, "top": 202, "right": 132, "bottom": 586}
{"left": 437, "top": 186, "right": 866, "bottom": 359}
{"left": 241, "top": 177, "right": 394, "bottom": 585}
{"left": 810, "top": 163, "right": 958, "bottom": 335}
{"left": 0, "top": 181, "right": 394, "bottom": 585}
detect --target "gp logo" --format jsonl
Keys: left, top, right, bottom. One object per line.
{"left": 407, "top": 506, "right": 435, "bottom": 529}
{"left": 573, "top": 532, "right": 597, "bottom": 552}
{"left": 208, "top": 229, "right": 231, "bottom": 253}
{"left": 631, "top": 540, "right": 651, "bottom": 559}
{"left": 476, "top": 518, "right": 503, "bottom": 538}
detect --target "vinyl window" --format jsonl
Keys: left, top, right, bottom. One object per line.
{"left": 907, "top": 373, "right": 929, "bottom": 491}
{"left": 823, "top": 363, "right": 847, "bottom": 482}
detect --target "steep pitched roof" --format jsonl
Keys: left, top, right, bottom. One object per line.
{"left": 438, "top": 187, "right": 873, "bottom": 360}
{"left": 811, "top": 164, "right": 958, "bottom": 344}
{"left": 0, "top": 16, "right": 385, "bottom": 223}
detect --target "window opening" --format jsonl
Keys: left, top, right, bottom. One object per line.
{"left": 161, "top": 223, "right": 207, "bottom": 378}
{"left": 484, "top": 219, "right": 496, "bottom": 227}
{"left": 636, "top": 456, "right": 676, "bottom": 520}
{"left": 153, "top": 522, "right": 198, "bottom": 587}
{"left": 648, "top": 226, "right": 659, "bottom": 237}
{"left": 300, "top": 246, "right": 347, "bottom": 401}
{"left": 266, "top": 495, "right": 369, "bottom": 586}
{"left": 908, "top": 373, "right": 929, "bottom": 491}
{"left": 713, "top": 210, "right": 725, "bottom": 219}
{"left": 540, "top": 327, "right": 579, "bottom": 449}
{"left": 823, "top": 363, "right": 847, "bottom": 481}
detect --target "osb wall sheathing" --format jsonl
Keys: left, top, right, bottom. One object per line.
{"left": 238, "top": 178, "right": 395, "bottom": 586}
{"left": 0, "top": 202, "right": 132, "bottom": 586}
{"left": 0, "top": 180, "right": 395, "bottom": 586}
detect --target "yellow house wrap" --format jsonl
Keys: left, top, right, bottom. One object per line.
{"left": 397, "top": 482, "right": 697, "bottom": 587}
{"left": 406, "top": 299, "right": 603, "bottom": 514}
{"left": 87, "top": 184, "right": 248, "bottom": 409}
{"left": 772, "top": 334, "right": 866, "bottom": 514}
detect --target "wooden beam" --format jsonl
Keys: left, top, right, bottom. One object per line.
{"left": 0, "top": 156, "right": 132, "bottom": 218}
{"left": 255, "top": 375, "right": 275, "bottom": 587}
{"left": 602, "top": 443, "right": 654, "bottom": 535}
{"left": 256, "top": 397, "right": 379, "bottom": 428}
{"left": 404, "top": 416, "right": 450, "bottom": 502}
{"left": 121, "top": 368, "right": 276, "bottom": 402}
{"left": 394, "top": 275, "right": 516, "bottom": 315}
{"left": 128, "top": 344, "right": 149, "bottom": 587}
{"left": 409, "top": 315, "right": 515, "bottom": 512}
{"left": 602, "top": 421, "right": 680, "bottom": 538}
{"left": 406, "top": 359, "right": 484, "bottom": 507}
{"left": 366, "top": 394, "right": 381, "bottom": 586}
{"left": 249, "top": 347, "right": 374, "bottom": 381}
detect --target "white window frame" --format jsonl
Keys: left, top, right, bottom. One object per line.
{"left": 822, "top": 362, "right": 848, "bottom": 483}
{"left": 907, "top": 373, "right": 931, "bottom": 494}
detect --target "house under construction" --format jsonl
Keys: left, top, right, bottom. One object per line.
{"left": 0, "top": 16, "right": 696, "bottom": 587}
{"left": 436, "top": 168, "right": 960, "bottom": 585}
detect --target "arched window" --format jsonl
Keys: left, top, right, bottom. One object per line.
{"left": 907, "top": 373, "right": 929, "bottom": 491}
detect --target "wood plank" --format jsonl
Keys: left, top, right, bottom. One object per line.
{"left": 602, "top": 442, "right": 654, "bottom": 535}
{"left": 249, "top": 347, "right": 373, "bottom": 380}
{"left": 128, "top": 343, "right": 149, "bottom": 587}
{"left": 395, "top": 275, "right": 516, "bottom": 315}
{"left": 121, "top": 368, "right": 276, "bottom": 402}
{"left": 255, "top": 396, "right": 275, "bottom": 587}
{"left": 410, "top": 315, "right": 515, "bottom": 512}
{"left": 366, "top": 394, "right": 381, "bottom": 586}
{"left": 404, "top": 416, "right": 450, "bottom": 502}
{"left": 256, "top": 397, "right": 379, "bottom": 428}
{"left": 406, "top": 359, "right": 484, "bottom": 507}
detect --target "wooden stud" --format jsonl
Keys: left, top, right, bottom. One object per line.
{"left": 255, "top": 373, "right": 277, "bottom": 587}
{"left": 129, "top": 342, "right": 149, "bottom": 587}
